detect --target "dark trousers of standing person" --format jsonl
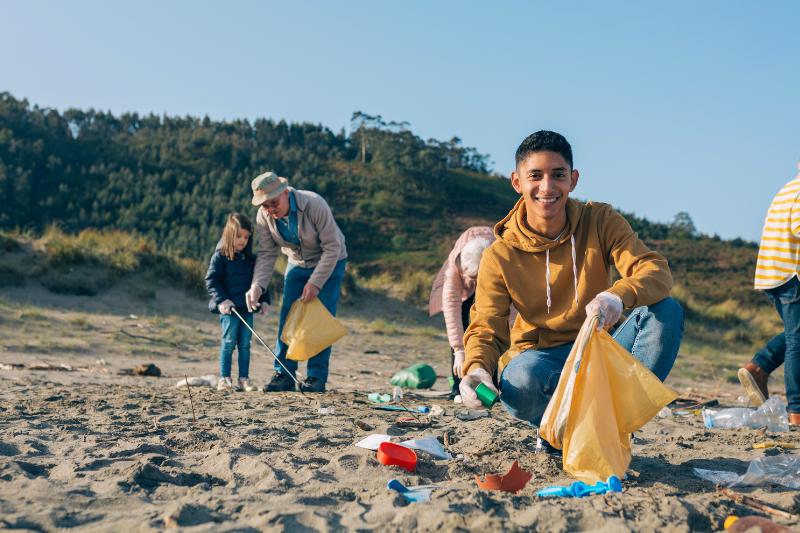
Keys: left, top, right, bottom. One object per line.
{"left": 450, "top": 293, "right": 474, "bottom": 397}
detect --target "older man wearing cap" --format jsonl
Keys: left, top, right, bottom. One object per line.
{"left": 245, "top": 171, "right": 347, "bottom": 393}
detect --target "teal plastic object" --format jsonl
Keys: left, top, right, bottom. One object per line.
{"left": 390, "top": 363, "right": 437, "bottom": 389}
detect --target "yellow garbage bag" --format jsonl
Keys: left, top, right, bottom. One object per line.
{"left": 539, "top": 315, "right": 677, "bottom": 483}
{"left": 280, "top": 298, "right": 347, "bottom": 361}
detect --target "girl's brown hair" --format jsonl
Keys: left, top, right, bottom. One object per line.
{"left": 220, "top": 213, "right": 254, "bottom": 260}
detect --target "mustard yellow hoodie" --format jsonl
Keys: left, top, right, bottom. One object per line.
{"left": 463, "top": 198, "right": 673, "bottom": 375}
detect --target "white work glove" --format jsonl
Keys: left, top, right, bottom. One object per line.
{"left": 452, "top": 349, "right": 465, "bottom": 378}
{"left": 459, "top": 367, "right": 498, "bottom": 410}
{"left": 585, "top": 291, "right": 623, "bottom": 329}
{"left": 245, "top": 285, "right": 263, "bottom": 312}
{"left": 217, "top": 299, "right": 234, "bottom": 315}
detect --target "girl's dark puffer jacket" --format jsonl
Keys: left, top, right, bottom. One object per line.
{"left": 205, "top": 250, "right": 270, "bottom": 313}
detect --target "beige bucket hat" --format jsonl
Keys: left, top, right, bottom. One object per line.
{"left": 251, "top": 171, "right": 289, "bottom": 206}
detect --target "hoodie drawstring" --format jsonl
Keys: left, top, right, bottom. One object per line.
{"left": 544, "top": 235, "right": 579, "bottom": 314}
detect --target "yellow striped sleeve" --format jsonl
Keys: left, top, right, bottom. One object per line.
{"left": 755, "top": 273, "right": 791, "bottom": 281}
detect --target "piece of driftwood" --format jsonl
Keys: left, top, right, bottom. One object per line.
{"left": 1, "top": 361, "right": 108, "bottom": 373}
{"left": 184, "top": 375, "right": 197, "bottom": 426}
{"left": 718, "top": 486, "right": 798, "bottom": 521}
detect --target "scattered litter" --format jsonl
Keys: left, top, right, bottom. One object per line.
{"left": 703, "top": 397, "right": 789, "bottom": 432}
{"left": 368, "top": 392, "right": 391, "bottom": 403}
{"left": 176, "top": 375, "right": 217, "bottom": 388}
{"left": 364, "top": 349, "right": 380, "bottom": 354}
{"left": 429, "top": 405, "right": 445, "bottom": 417}
{"left": 395, "top": 417, "right": 430, "bottom": 428}
{"left": 355, "top": 434, "right": 391, "bottom": 450}
{"left": 129, "top": 314, "right": 138, "bottom": 319}
{"left": 693, "top": 455, "right": 800, "bottom": 489}
{"left": 372, "top": 405, "right": 430, "bottom": 413}
{"left": 537, "top": 475, "right": 623, "bottom": 498}
{"left": 657, "top": 407, "right": 672, "bottom": 418}
{"left": 753, "top": 441, "right": 797, "bottom": 450}
{"left": 390, "top": 363, "right": 437, "bottom": 389}
{"left": 355, "top": 420, "right": 373, "bottom": 431}
{"left": 456, "top": 409, "right": 489, "bottom": 421}
{"left": 392, "top": 386, "right": 404, "bottom": 402}
{"left": 95, "top": 358, "right": 107, "bottom": 366}
{"left": 134, "top": 363, "right": 161, "bottom": 377}
{"left": 454, "top": 394, "right": 462, "bottom": 404}
{"left": 318, "top": 407, "right": 335, "bottom": 415}
{"left": 400, "top": 436, "right": 452, "bottom": 460}
{"left": 377, "top": 442, "right": 417, "bottom": 472}
{"left": 413, "top": 390, "right": 452, "bottom": 398}
{"left": 475, "top": 461, "right": 532, "bottom": 494}
{"left": 387, "top": 479, "right": 432, "bottom": 503}
{"left": 736, "top": 395, "right": 750, "bottom": 405}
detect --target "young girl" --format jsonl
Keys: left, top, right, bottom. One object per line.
{"left": 205, "top": 213, "right": 269, "bottom": 392}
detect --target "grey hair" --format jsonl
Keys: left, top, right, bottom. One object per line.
{"left": 460, "top": 237, "right": 492, "bottom": 278}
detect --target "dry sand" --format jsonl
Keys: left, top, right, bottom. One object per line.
{"left": 1, "top": 280, "right": 799, "bottom": 532}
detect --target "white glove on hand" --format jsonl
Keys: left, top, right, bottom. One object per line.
{"left": 458, "top": 367, "right": 498, "bottom": 410}
{"left": 452, "top": 349, "right": 465, "bottom": 378}
{"left": 217, "top": 299, "right": 234, "bottom": 315}
{"left": 585, "top": 291, "right": 623, "bottom": 329}
{"left": 245, "top": 285, "right": 263, "bottom": 312}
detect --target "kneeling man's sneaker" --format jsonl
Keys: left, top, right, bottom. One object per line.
{"left": 238, "top": 378, "right": 257, "bottom": 392}
{"left": 263, "top": 372, "right": 296, "bottom": 392}
{"left": 299, "top": 377, "right": 326, "bottom": 393}
{"left": 217, "top": 377, "right": 233, "bottom": 391}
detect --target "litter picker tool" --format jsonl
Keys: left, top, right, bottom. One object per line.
{"left": 230, "top": 307, "right": 307, "bottom": 398}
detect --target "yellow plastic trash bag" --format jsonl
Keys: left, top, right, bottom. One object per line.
{"left": 539, "top": 315, "right": 678, "bottom": 483}
{"left": 280, "top": 298, "right": 347, "bottom": 361}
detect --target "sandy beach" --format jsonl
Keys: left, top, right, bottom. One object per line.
{"left": 1, "top": 280, "right": 799, "bottom": 532}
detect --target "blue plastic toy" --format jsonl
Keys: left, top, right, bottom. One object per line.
{"left": 536, "top": 475, "right": 622, "bottom": 498}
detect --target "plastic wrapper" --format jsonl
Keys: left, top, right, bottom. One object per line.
{"left": 693, "top": 455, "right": 800, "bottom": 489}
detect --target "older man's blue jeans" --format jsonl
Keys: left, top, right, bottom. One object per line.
{"left": 274, "top": 259, "right": 346, "bottom": 384}
{"left": 751, "top": 277, "right": 800, "bottom": 414}
{"left": 500, "top": 297, "right": 684, "bottom": 426}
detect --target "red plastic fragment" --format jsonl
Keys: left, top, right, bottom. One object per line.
{"left": 475, "top": 461, "right": 533, "bottom": 494}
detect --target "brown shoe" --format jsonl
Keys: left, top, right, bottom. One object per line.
{"left": 737, "top": 362, "right": 769, "bottom": 406}
{"left": 790, "top": 412, "right": 800, "bottom": 427}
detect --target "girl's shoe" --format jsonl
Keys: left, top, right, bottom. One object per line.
{"left": 238, "top": 378, "right": 257, "bottom": 392}
{"left": 217, "top": 377, "right": 233, "bottom": 391}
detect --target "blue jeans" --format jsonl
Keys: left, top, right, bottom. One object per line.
{"left": 274, "top": 259, "right": 346, "bottom": 383}
{"left": 752, "top": 277, "right": 800, "bottom": 414}
{"left": 219, "top": 311, "right": 253, "bottom": 378}
{"left": 500, "top": 297, "right": 685, "bottom": 426}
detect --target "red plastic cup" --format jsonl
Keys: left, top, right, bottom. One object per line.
{"left": 377, "top": 442, "right": 417, "bottom": 472}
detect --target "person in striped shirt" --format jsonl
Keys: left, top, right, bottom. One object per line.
{"left": 738, "top": 164, "right": 800, "bottom": 426}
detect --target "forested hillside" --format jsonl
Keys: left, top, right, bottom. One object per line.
{"left": 0, "top": 92, "right": 777, "bottom": 355}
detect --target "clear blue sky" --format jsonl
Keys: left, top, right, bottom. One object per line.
{"left": 2, "top": 1, "right": 798, "bottom": 241}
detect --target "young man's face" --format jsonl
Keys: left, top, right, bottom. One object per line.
{"left": 511, "top": 150, "right": 579, "bottom": 225}
{"left": 261, "top": 190, "right": 290, "bottom": 219}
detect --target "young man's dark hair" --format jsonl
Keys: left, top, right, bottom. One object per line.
{"left": 514, "top": 130, "right": 574, "bottom": 168}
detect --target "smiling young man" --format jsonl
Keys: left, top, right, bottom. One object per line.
{"left": 458, "top": 130, "right": 684, "bottom": 425}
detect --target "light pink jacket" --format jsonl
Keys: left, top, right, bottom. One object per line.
{"left": 429, "top": 227, "right": 495, "bottom": 351}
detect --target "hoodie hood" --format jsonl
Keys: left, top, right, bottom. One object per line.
{"left": 494, "top": 197, "right": 586, "bottom": 313}
{"left": 494, "top": 197, "right": 585, "bottom": 252}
